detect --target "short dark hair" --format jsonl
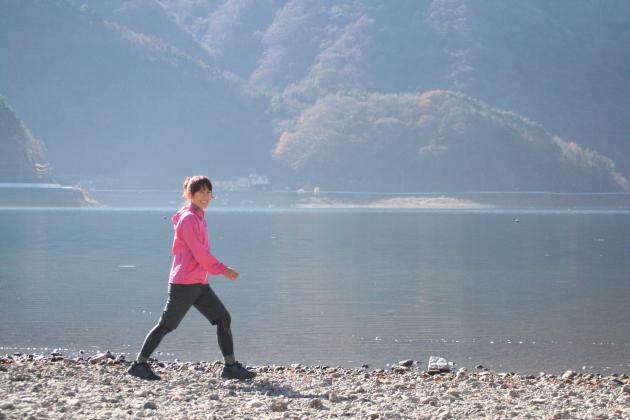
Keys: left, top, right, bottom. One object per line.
{"left": 182, "top": 175, "right": 212, "bottom": 199}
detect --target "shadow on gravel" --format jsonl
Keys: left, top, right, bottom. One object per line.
{"left": 229, "top": 379, "right": 328, "bottom": 400}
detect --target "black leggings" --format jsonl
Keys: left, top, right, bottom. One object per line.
{"left": 139, "top": 283, "right": 234, "bottom": 360}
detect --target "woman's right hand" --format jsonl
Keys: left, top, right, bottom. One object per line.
{"left": 224, "top": 267, "right": 239, "bottom": 281}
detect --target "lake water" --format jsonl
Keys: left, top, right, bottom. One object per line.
{"left": 1, "top": 197, "right": 630, "bottom": 374}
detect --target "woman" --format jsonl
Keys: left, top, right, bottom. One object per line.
{"left": 127, "top": 175, "right": 256, "bottom": 381}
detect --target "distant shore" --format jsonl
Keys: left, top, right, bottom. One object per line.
{"left": 2, "top": 352, "right": 628, "bottom": 419}
{"left": 296, "top": 195, "right": 491, "bottom": 209}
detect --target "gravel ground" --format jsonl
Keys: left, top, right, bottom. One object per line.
{"left": 1, "top": 353, "right": 629, "bottom": 419}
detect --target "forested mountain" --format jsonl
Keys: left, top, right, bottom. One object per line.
{"left": 274, "top": 90, "right": 628, "bottom": 191}
{"left": 2, "top": 0, "right": 629, "bottom": 191}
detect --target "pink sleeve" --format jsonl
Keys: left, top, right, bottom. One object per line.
{"left": 177, "top": 214, "right": 228, "bottom": 275}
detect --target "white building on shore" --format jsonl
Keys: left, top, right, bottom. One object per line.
{"left": 249, "top": 174, "right": 270, "bottom": 189}
{"left": 214, "top": 174, "right": 270, "bottom": 192}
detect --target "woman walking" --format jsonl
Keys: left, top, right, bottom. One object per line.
{"left": 128, "top": 175, "right": 256, "bottom": 381}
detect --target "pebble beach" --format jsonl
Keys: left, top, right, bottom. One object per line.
{"left": 1, "top": 353, "right": 629, "bottom": 419}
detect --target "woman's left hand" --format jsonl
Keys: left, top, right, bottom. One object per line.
{"left": 224, "top": 267, "right": 239, "bottom": 281}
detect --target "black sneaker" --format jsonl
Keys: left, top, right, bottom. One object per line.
{"left": 221, "top": 361, "right": 256, "bottom": 380}
{"left": 127, "top": 361, "right": 161, "bottom": 380}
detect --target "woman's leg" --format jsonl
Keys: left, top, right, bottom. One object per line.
{"left": 194, "top": 285, "right": 234, "bottom": 364}
{"left": 137, "top": 284, "right": 201, "bottom": 362}
{"left": 137, "top": 324, "right": 171, "bottom": 363}
{"left": 215, "top": 312, "right": 234, "bottom": 364}
{"left": 194, "top": 285, "right": 257, "bottom": 380}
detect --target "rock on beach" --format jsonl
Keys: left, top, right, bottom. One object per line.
{"left": 1, "top": 353, "right": 629, "bottom": 419}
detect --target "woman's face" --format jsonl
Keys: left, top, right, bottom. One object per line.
{"left": 190, "top": 186, "right": 213, "bottom": 209}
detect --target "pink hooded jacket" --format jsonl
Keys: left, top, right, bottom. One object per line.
{"left": 169, "top": 204, "right": 228, "bottom": 284}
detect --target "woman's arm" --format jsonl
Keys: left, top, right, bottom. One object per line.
{"left": 177, "top": 214, "right": 229, "bottom": 276}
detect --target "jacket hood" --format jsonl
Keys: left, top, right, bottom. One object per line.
{"left": 172, "top": 204, "right": 203, "bottom": 225}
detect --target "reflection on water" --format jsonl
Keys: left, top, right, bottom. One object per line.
{"left": 0, "top": 205, "right": 629, "bottom": 374}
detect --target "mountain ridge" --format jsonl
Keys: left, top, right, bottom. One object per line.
{"left": 2, "top": 0, "right": 629, "bottom": 192}
{"left": 0, "top": 96, "right": 51, "bottom": 182}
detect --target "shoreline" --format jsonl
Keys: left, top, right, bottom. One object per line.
{"left": 2, "top": 352, "right": 629, "bottom": 419}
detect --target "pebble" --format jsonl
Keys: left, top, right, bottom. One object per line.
{"left": 88, "top": 351, "right": 113, "bottom": 365}
{"left": 427, "top": 356, "right": 451, "bottom": 374}
{"left": 446, "top": 390, "right": 462, "bottom": 400}
{"left": 247, "top": 400, "right": 263, "bottom": 409}
{"left": 308, "top": 398, "right": 325, "bottom": 409}
{"left": 507, "top": 389, "right": 519, "bottom": 398}
{"left": 269, "top": 399, "right": 288, "bottom": 412}
{"left": 0, "top": 352, "right": 628, "bottom": 419}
